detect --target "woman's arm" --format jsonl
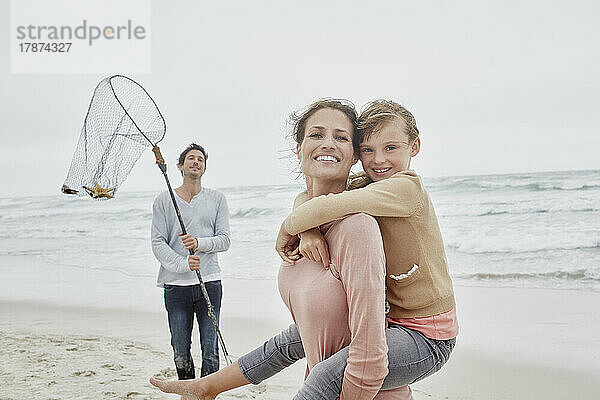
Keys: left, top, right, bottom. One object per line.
{"left": 285, "top": 171, "right": 424, "bottom": 235}
{"left": 331, "top": 213, "right": 389, "bottom": 399}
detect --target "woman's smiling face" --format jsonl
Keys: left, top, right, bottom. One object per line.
{"left": 359, "top": 119, "right": 420, "bottom": 182}
{"left": 297, "top": 107, "right": 357, "bottom": 184}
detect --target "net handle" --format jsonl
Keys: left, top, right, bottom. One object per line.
{"left": 152, "top": 146, "right": 165, "bottom": 164}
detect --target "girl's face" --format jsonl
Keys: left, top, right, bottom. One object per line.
{"left": 297, "top": 107, "right": 357, "bottom": 183}
{"left": 359, "top": 119, "right": 420, "bottom": 182}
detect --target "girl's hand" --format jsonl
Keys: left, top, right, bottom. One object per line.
{"left": 275, "top": 222, "right": 302, "bottom": 264}
{"left": 299, "top": 228, "right": 330, "bottom": 268}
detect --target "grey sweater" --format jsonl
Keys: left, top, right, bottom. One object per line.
{"left": 151, "top": 187, "right": 230, "bottom": 287}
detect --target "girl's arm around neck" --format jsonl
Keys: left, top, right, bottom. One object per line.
{"left": 285, "top": 172, "right": 424, "bottom": 236}
{"left": 292, "top": 190, "right": 310, "bottom": 210}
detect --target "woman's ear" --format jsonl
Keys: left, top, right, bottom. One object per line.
{"left": 410, "top": 137, "right": 421, "bottom": 157}
{"left": 296, "top": 143, "right": 302, "bottom": 160}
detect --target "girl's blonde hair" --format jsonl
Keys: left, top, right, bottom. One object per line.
{"left": 358, "top": 99, "right": 419, "bottom": 143}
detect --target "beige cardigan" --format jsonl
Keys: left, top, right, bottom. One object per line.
{"left": 285, "top": 171, "right": 455, "bottom": 318}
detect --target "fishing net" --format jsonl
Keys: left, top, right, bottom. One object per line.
{"left": 62, "top": 75, "right": 166, "bottom": 199}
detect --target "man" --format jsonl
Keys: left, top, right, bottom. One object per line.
{"left": 151, "top": 143, "right": 230, "bottom": 379}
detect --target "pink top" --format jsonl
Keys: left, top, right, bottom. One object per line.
{"left": 387, "top": 308, "right": 458, "bottom": 340}
{"left": 278, "top": 214, "right": 412, "bottom": 400}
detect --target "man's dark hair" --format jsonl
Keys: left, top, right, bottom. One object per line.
{"left": 178, "top": 143, "right": 209, "bottom": 166}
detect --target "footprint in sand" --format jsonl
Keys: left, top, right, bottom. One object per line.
{"left": 101, "top": 363, "right": 124, "bottom": 371}
{"left": 72, "top": 369, "right": 96, "bottom": 377}
{"left": 152, "top": 367, "right": 177, "bottom": 378}
{"left": 123, "top": 391, "right": 152, "bottom": 399}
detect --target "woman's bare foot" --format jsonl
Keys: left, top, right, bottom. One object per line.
{"left": 149, "top": 377, "right": 216, "bottom": 400}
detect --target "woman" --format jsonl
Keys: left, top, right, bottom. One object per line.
{"left": 275, "top": 100, "right": 458, "bottom": 399}
{"left": 150, "top": 99, "right": 411, "bottom": 399}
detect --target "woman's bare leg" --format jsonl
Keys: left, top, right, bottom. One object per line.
{"left": 149, "top": 361, "right": 249, "bottom": 399}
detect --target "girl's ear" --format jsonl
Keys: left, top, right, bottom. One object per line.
{"left": 410, "top": 137, "right": 421, "bottom": 157}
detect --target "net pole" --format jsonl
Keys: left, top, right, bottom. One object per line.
{"left": 152, "top": 146, "right": 233, "bottom": 366}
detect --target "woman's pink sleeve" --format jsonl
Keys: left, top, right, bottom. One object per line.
{"left": 330, "top": 213, "right": 389, "bottom": 400}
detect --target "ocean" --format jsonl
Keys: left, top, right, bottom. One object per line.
{"left": 1, "top": 169, "right": 599, "bottom": 297}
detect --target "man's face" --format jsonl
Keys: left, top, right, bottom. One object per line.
{"left": 178, "top": 149, "right": 206, "bottom": 179}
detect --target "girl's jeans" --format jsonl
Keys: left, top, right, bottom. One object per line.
{"left": 238, "top": 323, "right": 455, "bottom": 399}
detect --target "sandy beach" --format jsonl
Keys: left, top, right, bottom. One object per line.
{"left": 1, "top": 255, "right": 599, "bottom": 400}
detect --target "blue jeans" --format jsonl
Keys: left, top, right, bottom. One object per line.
{"left": 164, "top": 281, "right": 222, "bottom": 379}
{"left": 238, "top": 323, "right": 455, "bottom": 399}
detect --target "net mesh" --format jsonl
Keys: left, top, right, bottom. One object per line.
{"left": 62, "top": 75, "right": 165, "bottom": 199}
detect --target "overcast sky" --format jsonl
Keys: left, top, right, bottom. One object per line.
{"left": 1, "top": 0, "right": 598, "bottom": 197}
